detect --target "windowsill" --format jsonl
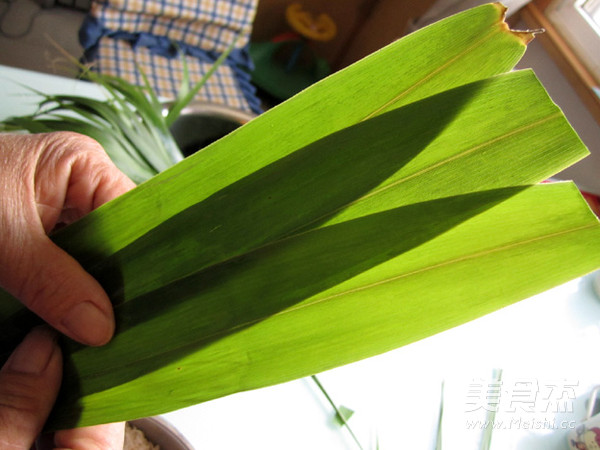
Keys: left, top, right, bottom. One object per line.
{"left": 519, "top": 0, "right": 600, "bottom": 125}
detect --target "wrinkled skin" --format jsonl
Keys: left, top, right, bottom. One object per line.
{"left": 0, "top": 132, "right": 135, "bottom": 449}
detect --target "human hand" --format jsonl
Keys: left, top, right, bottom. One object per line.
{"left": 0, "top": 132, "right": 135, "bottom": 447}
{"left": 0, "top": 132, "right": 135, "bottom": 346}
{"left": 0, "top": 326, "right": 125, "bottom": 449}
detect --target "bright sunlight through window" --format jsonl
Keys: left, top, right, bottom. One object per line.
{"left": 547, "top": 0, "right": 600, "bottom": 81}
{"left": 581, "top": 0, "right": 600, "bottom": 27}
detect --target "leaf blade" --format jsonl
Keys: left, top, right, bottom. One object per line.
{"left": 55, "top": 3, "right": 533, "bottom": 258}
{"left": 47, "top": 182, "right": 600, "bottom": 428}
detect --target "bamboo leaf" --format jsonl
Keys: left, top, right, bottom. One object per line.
{"left": 0, "top": 3, "right": 598, "bottom": 431}
{"left": 55, "top": 3, "right": 534, "bottom": 258}
{"left": 40, "top": 72, "right": 600, "bottom": 425}
{"left": 55, "top": 70, "right": 589, "bottom": 302}
{"left": 47, "top": 183, "right": 600, "bottom": 428}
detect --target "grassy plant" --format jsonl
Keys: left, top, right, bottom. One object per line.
{"left": 0, "top": 39, "right": 237, "bottom": 183}
{"left": 311, "top": 375, "right": 363, "bottom": 449}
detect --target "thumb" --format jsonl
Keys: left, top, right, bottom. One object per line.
{"left": 2, "top": 232, "right": 115, "bottom": 347}
{"left": 0, "top": 326, "right": 62, "bottom": 449}
{"left": 0, "top": 132, "right": 124, "bottom": 347}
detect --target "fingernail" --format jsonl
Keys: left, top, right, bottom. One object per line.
{"left": 6, "top": 326, "right": 58, "bottom": 375}
{"left": 61, "top": 301, "right": 114, "bottom": 346}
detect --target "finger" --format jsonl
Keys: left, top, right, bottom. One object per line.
{"left": 53, "top": 422, "right": 125, "bottom": 450}
{"left": 32, "top": 132, "right": 135, "bottom": 231}
{"left": 1, "top": 233, "right": 116, "bottom": 346}
{"left": 65, "top": 141, "right": 136, "bottom": 210}
{"left": 0, "top": 326, "right": 62, "bottom": 449}
{"left": 0, "top": 132, "right": 133, "bottom": 346}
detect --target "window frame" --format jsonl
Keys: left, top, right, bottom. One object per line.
{"left": 545, "top": 0, "right": 600, "bottom": 80}
{"left": 520, "top": 0, "right": 600, "bottom": 124}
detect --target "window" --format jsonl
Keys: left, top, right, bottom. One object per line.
{"left": 546, "top": 0, "right": 600, "bottom": 81}
{"left": 582, "top": 0, "right": 600, "bottom": 25}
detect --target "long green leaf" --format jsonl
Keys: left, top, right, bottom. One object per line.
{"left": 0, "top": 3, "right": 597, "bottom": 430}
{"left": 54, "top": 81, "right": 532, "bottom": 396}
{"left": 54, "top": 3, "right": 534, "bottom": 258}
{"left": 61, "top": 70, "right": 588, "bottom": 302}
{"left": 47, "top": 182, "right": 600, "bottom": 428}
{"left": 41, "top": 71, "right": 600, "bottom": 426}
{"left": 96, "top": 82, "right": 176, "bottom": 171}
{"left": 1, "top": 73, "right": 184, "bottom": 180}
{"left": 0, "top": 68, "right": 579, "bottom": 344}
{"left": 165, "top": 36, "right": 240, "bottom": 126}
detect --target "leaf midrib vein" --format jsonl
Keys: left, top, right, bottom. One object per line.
{"left": 279, "top": 223, "right": 596, "bottom": 314}
{"left": 88, "top": 222, "right": 595, "bottom": 382}
{"left": 362, "top": 25, "right": 502, "bottom": 121}
{"left": 293, "top": 112, "right": 562, "bottom": 232}
{"left": 107, "top": 112, "right": 563, "bottom": 316}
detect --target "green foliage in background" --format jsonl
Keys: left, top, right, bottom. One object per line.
{"left": 0, "top": 40, "right": 236, "bottom": 183}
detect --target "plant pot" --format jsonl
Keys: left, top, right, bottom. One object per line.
{"left": 127, "top": 416, "right": 193, "bottom": 449}
{"left": 168, "top": 102, "right": 256, "bottom": 157}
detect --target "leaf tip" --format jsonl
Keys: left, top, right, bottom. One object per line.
{"left": 510, "top": 28, "right": 540, "bottom": 46}
{"left": 494, "top": 2, "right": 538, "bottom": 45}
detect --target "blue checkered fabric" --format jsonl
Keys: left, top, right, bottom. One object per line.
{"left": 80, "top": 0, "right": 261, "bottom": 113}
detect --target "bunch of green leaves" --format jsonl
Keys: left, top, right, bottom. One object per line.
{"left": 0, "top": 42, "right": 236, "bottom": 184}
{"left": 0, "top": 3, "right": 599, "bottom": 432}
